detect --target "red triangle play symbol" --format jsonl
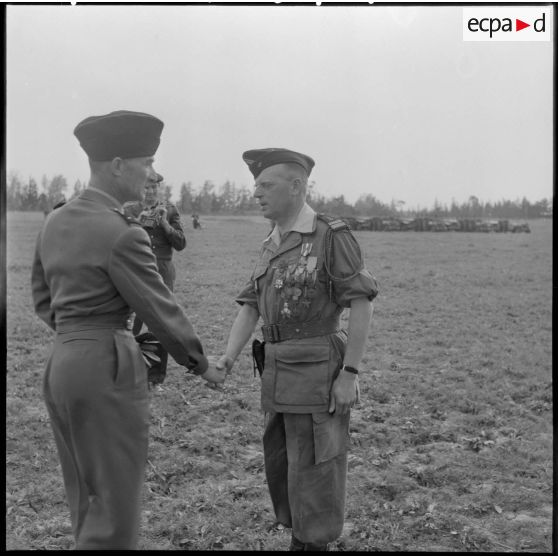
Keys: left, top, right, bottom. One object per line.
{"left": 516, "top": 19, "right": 530, "bottom": 31}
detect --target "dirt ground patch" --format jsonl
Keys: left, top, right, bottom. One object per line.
{"left": 5, "top": 212, "right": 553, "bottom": 551}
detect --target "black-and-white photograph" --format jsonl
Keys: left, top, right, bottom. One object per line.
{"left": 4, "top": 2, "right": 553, "bottom": 553}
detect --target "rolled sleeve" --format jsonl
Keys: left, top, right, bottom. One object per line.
{"left": 235, "top": 278, "right": 259, "bottom": 310}
{"left": 328, "top": 230, "right": 379, "bottom": 307}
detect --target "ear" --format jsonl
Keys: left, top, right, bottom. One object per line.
{"left": 290, "top": 177, "right": 302, "bottom": 196}
{"left": 110, "top": 157, "right": 124, "bottom": 176}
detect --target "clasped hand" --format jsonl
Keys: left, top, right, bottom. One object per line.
{"left": 200, "top": 355, "right": 234, "bottom": 386}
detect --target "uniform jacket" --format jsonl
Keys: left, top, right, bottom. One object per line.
{"left": 31, "top": 188, "right": 207, "bottom": 373}
{"left": 124, "top": 201, "right": 186, "bottom": 260}
{"left": 236, "top": 203, "right": 378, "bottom": 413}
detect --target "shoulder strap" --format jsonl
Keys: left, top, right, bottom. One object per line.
{"left": 112, "top": 207, "right": 141, "bottom": 226}
{"left": 317, "top": 214, "right": 348, "bottom": 301}
{"left": 317, "top": 213, "right": 350, "bottom": 232}
{"left": 317, "top": 214, "right": 360, "bottom": 302}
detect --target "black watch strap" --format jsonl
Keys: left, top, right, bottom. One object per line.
{"left": 341, "top": 364, "right": 359, "bottom": 374}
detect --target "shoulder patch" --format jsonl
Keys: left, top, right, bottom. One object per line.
{"left": 112, "top": 207, "right": 141, "bottom": 226}
{"left": 317, "top": 213, "right": 351, "bottom": 232}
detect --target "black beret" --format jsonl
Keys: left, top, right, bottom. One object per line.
{"left": 74, "top": 110, "right": 164, "bottom": 161}
{"left": 242, "top": 148, "right": 315, "bottom": 179}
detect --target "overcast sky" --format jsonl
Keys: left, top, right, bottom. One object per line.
{"left": 6, "top": 4, "right": 553, "bottom": 208}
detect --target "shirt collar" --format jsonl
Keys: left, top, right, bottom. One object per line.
{"left": 87, "top": 186, "right": 123, "bottom": 210}
{"left": 266, "top": 203, "right": 316, "bottom": 247}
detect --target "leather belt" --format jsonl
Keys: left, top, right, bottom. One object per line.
{"left": 56, "top": 313, "right": 133, "bottom": 333}
{"left": 261, "top": 319, "right": 339, "bottom": 344}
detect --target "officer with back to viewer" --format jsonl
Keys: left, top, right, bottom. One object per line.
{"left": 216, "top": 148, "right": 378, "bottom": 551}
{"left": 31, "top": 110, "right": 225, "bottom": 550}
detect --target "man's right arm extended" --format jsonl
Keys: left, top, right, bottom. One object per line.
{"left": 218, "top": 303, "right": 260, "bottom": 372}
{"left": 109, "top": 225, "right": 210, "bottom": 375}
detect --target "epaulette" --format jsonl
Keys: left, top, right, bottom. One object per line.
{"left": 317, "top": 213, "right": 350, "bottom": 231}
{"left": 112, "top": 207, "right": 141, "bottom": 226}
{"left": 318, "top": 213, "right": 357, "bottom": 302}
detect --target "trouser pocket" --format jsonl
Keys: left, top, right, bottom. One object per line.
{"left": 312, "top": 411, "right": 350, "bottom": 464}
{"left": 113, "top": 330, "right": 147, "bottom": 391}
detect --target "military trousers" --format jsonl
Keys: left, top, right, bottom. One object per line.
{"left": 263, "top": 411, "right": 350, "bottom": 546}
{"left": 156, "top": 258, "right": 176, "bottom": 292}
{"left": 43, "top": 326, "right": 149, "bottom": 550}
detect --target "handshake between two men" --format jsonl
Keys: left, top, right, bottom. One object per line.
{"left": 199, "top": 355, "right": 235, "bottom": 387}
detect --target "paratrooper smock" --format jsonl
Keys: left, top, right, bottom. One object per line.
{"left": 236, "top": 202, "right": 378, "bottom": 547}
{"left": 236, "top": 202, "right": 378, "bottom": 414}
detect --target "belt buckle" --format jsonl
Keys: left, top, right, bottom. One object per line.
{"left": 262, "top": 324, "right": 280, "bottom": 343}
{"left": 262, "top": 325, "right": 271, "bottom": 342}
{"left": 125, "top": 314, "right": 134, "bottom": 331}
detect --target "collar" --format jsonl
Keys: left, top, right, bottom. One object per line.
{"left": 266, "top": 203, "right": 316, "bottom": 247}
{"left": 86, "top": 186, "right": 123, "bottom": 210}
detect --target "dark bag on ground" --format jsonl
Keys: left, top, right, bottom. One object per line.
{"left": 252, "top": 339, "right": 266, "bottom": 377}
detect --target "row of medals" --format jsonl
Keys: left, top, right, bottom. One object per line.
{"left": 273, "top": 243, "right": 318, "bottom": 319}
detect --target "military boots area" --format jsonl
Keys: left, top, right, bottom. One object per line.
{"left": 289, "top": 534, "right": 328, "bottom": 552}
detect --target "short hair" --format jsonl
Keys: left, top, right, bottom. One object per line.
{"left": 88, "top": 159, "right": 109, "bottom": 174}
{"left": 282, "top": 163, "right": 308, "bottom": 196}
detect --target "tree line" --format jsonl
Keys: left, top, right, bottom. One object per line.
{"left": 5, "top": 172, "right": 553, "bottom": 219}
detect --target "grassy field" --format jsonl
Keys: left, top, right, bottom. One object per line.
{"left": 5, "top": 211, "right": 553, "bottom": 552}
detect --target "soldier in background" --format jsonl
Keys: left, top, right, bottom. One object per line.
{"left": 124, "top": 174, "right": 187, "bottom": 385}
{"left": 31, "top": 110, "right": 224, "bottom": 550}
{"left": 124, "top": 173, "right": 186, "bottom": 291}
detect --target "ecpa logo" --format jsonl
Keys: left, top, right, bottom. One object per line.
{"left": 463, "top": 7, "right": 552, "bottom": 41}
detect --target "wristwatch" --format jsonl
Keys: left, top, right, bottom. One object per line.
{"left": 341, "top": 364, "right": 359, "bottom": 374}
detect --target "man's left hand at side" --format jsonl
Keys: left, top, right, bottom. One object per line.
{"left": 328, "top": 370, "right": 360, "bottom": 415}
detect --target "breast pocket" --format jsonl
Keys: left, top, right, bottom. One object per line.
{"left": 252, "top": 263, "right": 269, "bottom": 294}
{"left": 273, "top": 341, "right": 333, "bottom": 406}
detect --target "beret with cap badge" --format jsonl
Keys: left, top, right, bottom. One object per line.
{"left": 242, "top": 148, "right": 315, "bottom": 179}
{"left": 74, "top": 110, "right": 164, "bottom": 161}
